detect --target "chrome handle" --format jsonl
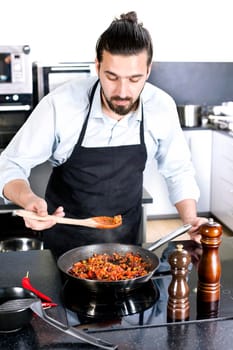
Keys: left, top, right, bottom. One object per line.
{"left": 147, "top": 224, "right": 192, "bottom": 252}
{"left": 0, "top": 105, "right": 31, "bottom": 111}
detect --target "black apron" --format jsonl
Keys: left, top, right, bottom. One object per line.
{"left": 44, "top": 80, "right": 147, "bottom": 258}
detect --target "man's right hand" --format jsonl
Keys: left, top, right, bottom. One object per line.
{"left": 23, "top": 204, "right": 65, "bottom": 231}
{"left": 3, "top": 179, "right": 65, "bottom": 230}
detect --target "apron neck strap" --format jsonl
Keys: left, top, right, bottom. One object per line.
{"left": 78, "top": 80, "right": 145, "bottom": 146}
{"left": 77, "top": 79, "right": 99, "bottom": 146}
{"left": 140, "top": 104, "right": 145, "bottom": 145}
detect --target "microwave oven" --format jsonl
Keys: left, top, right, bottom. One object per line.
{"left": 33, "top": 62, "right": 96, "bottom": 106}
{"left": 0, "top": 45, "right": 33, "bottom": 111}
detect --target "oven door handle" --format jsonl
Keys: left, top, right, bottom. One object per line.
{"left": 0, "top": 105, "right": 31, "bottom": 111}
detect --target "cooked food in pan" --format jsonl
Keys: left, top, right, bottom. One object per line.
{"left": 68, "top": 252, "right": 150, "bottom": 281}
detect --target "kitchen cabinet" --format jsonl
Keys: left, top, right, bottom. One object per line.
{"left": 143, "top": 129, "right": 212, "bottom": 218}
{"left": 184, "top": 129, "right": 212, "bottom": 213}
{"left": 211, "top": 131, "right": 233, "bottom": 231}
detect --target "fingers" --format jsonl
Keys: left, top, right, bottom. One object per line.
{"left": 23, "top": 200, "right": 64, "bottom": 230}
{"left": 25, "top": 197, "right": 48, "bottom": 217}
{"left": 189, "top": 231, "right": 202, "bottom": 244}
{"left": 52, "top": 206, "right": 65, "bottom": 217}
{"left": 187, "top": 217, "right": 209, "bottom": 243}
{"left": 24, "top": 217, "right": 56, "bottom": 230}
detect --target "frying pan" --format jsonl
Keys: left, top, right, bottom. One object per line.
{"left": 0, "top": 298, "right": 117, "bottom": 349}
{"left": 57, "top": 224, "right": 191, "bottom": 293}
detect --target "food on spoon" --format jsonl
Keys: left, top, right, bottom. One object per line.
{"left": 68, "top": 252, "right": 150, "bottom": 281}
{"left": 93, "top": 215, "right": 122, "bottom": 228}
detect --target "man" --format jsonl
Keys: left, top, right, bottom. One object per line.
{"left": 0, "top": 11, "right": 207, "bottom": 258}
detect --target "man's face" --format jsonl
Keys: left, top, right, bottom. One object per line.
{"left": 96, "top": 50, "right": 151, "bottom": 117}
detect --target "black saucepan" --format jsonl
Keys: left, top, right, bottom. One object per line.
{"left": 0, "top": 287, "right": 37, "bottom": 333}
{"left": 57, "top": 224, "right": 191, "bottom": 293}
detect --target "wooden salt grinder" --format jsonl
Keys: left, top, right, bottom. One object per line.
{"left": 197, "top": 218, "right": 222, "bottom": 303}
{"left": 167, "top": 244, "right": 191, "bottom": 322}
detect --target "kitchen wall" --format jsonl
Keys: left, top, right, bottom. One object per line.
{"left": 0, "top": 0, "right": 233, "bottom": 63}
{"left": 148, "top": 62, "right": 233, "bottom": 105}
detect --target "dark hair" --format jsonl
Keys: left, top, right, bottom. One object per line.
{"left": 96, "top": 11, "right": 153, "bottom": 66}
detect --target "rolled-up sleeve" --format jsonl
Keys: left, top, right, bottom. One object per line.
{"left": 158, "top": 121, "right": 200, "bottom": 204}
{"left": 0, "top": 97, "right": 56, "bottom": 200}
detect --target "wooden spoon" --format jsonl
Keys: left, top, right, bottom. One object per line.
{"left": 13, "top": 209, "right": 122, "bottom": 229}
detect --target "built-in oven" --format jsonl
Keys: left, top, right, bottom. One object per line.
{"left": 33, "top": 62, "right": 96, "bottom": 107}
{"left": 0, "top": 110, "right": 29, "bottom": 148}
{"left": 0, "top": 45, "right": 33, "bottom": 149}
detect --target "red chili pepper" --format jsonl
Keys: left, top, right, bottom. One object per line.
{"left": 42, "top": 302, "right": 58, "bottom": 309}
{"left": 22, "top": 271, "right": 53, "bottom": 303}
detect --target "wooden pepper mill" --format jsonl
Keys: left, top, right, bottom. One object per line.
{"left": 167, "top": 244, "right": 191, "bottom": 322}
{"left": 197, "top": 218, "right": 222, "bottom": 301}
{"left": 197, "top": 218, "right": 222, "bottom": 319}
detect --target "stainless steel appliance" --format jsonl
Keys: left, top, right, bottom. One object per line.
{"left": 33, "top": 61, "right": 96, "bottom": 106}
{"left": 0, "top": 45, "right": 33, "bottom": 149}
{"left": 0, "top": 45, "right": 33, "bottom": 110}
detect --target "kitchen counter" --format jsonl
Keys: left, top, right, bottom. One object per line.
{"left": 0, "top": 189, "right": 153, "bottom": 243}
{"left": 0, "top": 189, "right": 152, "bottom": 211}
{"left": 0, "top": 188, "right": 153, "bottom": 242}
{"left": 1, "top": 238, "right": 233, "bottom": 349}
{"left": 182, "top": 123, "right": 233, "bottom": 138}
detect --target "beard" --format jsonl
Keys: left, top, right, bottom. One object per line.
{"left": 101, "top": 89, "right": 139, "bottom": 116}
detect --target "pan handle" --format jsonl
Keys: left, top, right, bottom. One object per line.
{"left": 146, "top": 224, "right": 192, "bottom": 252}
{"left": 30, "top": 300, "right": 118, "bottom": 350}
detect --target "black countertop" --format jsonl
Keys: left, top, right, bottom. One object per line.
{"left": 0, "top": 189, "right": 153, "bottom": 242}
{"left": 1, "top": 238, "right": 233, "bottom": 349}
{"left": 0, "top": 188, "right": 152, "bottom": 211}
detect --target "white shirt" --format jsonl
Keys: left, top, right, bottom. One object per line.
{"left": 0, "top": 76, "right": 200, "bottom": 204}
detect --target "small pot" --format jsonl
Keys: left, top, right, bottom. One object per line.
{"left": 0, "top": 237, "right": 43, "bottom": 252}
{"left": 0, "top": 287, "right": 37, "bottom": 333}
{"left": 177, "top": 105, "right": 202, "bottom": 127}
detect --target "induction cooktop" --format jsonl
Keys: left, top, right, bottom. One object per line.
{"left": 62, "top": 240, "right": 233, "bottom": 332}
